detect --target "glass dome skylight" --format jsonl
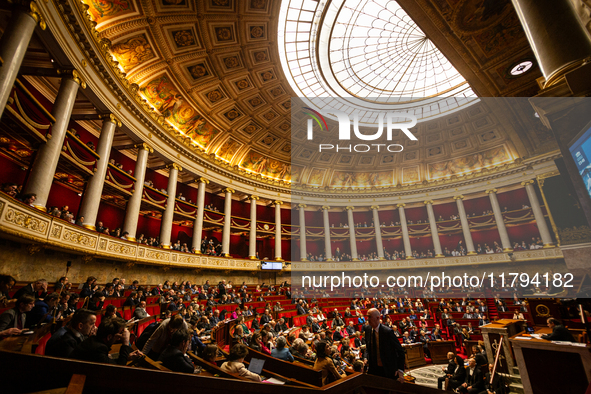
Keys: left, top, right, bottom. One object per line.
{"left": 278, "top": 0, "right": 478, "bottom": 123}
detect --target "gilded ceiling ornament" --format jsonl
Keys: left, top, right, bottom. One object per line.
{"left": 110, "top": 34, "right": 155, "bottom": 71}
{"left": 250, "top": 26, "right": 264, "bottom": 38}
{"left": 215, "top": 27, "right": 233, "bottom": 41}
{"left": 174, "top": 30, "right": 195, "bottom": 47}
{"left": 254, "top": 51, "right": 268, "bottom": 62}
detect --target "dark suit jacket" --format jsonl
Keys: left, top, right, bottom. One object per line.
{"left": 484, "top": 371, "right": 504, "bottom": 394}
{"left": 159, "top": 346, "right": 195, "bottom": 373}
{"left": 71, "top": 336, "right": 131, "bottom": 365}
{"left": 541, "top": 325, "right": 576, "bottom": 342}
{"left": 474, "top": 352, "right": 487, "bottom": 366}
{"left": 464, "top": 367, "right": 484, "bottom": 390}
{"left": 217, "top": 283, "right": 226, "bottom": 296}
{"left": 260, "top": 314, "right": 271, "bottom": 325}
{"left": 364, "top": 324, "right": 405, "bottom": 378}
{"left": 45, "top": 328, "right": 84, "bottom": 358}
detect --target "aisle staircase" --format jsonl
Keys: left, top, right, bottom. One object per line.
{"left": 484, "top": 290, "right": 499, "bottom": 320}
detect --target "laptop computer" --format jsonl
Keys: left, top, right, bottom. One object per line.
{"left": 248, "top": 358, "right": 265, "bottom": 375}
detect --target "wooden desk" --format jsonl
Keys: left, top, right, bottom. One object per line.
{"left": 480, "top": 319, "right": 524, "bottom": 374}
{"left": 427, "top": 341, "right": 456, "bottom": 364}
{"left": 403, "top": 343, "right": 426, "bottom": 368}
{"left": 510, "top": 334, "right": 591, "bottom": 394}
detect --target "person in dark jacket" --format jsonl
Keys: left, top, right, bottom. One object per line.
{"left": 0, "top": 294, "right": 35, "bottom": 336}
{"left": 80, "top": 276, "right": 98, "bottom": 299}
{"left": 482, "top": 363, "right": 505, "bottom": 394}
{"left": 158, "top": 328, "right": 195, "bottom": 373}
{"left": 71, "top": 317, "right": 143, "bottom": 365}
{"left": 29, "top": 292, "right": 60, "bottom": 327}
{"left": 46, "top": 309, "right": 96, "bottom": 358}
{"left": 449, "top": 354, "right": 467, "bottom": 391}
{"left": 541, "top": 318, "right": 576, "bottom": 342}
{"left": 437, "top": 352, "right": 456, "bottom": 390}
{"left": 458, "top": 358, "right": 484, "bottom": 393}
{"left": 13, "top": 279, "right": 47, "bottom": 300}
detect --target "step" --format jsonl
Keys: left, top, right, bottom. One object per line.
{"left": 512, "top": 366, "right": 520, "bottom": 376}
{"left": 509, "top": 382, "right": 525, "bottom": 394}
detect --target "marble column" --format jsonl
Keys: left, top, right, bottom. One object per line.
{"left": 0, "top": 1, "right": 46, "bottom": 118}
{"left": 159, "top": 163, "right": 181, "bottom": 249}
{"left": 191, "top": 177, "right": 208, "bottom": 253}
{"left": 346, "top": 207, "right": 359, "bottom": 260}
{"left": 486, "top": 189, "right": 513, "bottom": 251}
{"left": 398, "top": 203, "right": 413, "bottom": 259}
{"left": 23, "top": 70, "right": 86, "bottom": 210}
{"left": 274, "top": 201, "right": 283, "bottom": 261}
{"left": 424, "top": 200, "right": 444, "bottom": 257}
{"left": 79, "top": 114, "right": 120, "bottom": 230}
{"left": 371, "top": 206, "right": 385, "bottom": 260}
{"left": 454, "top": 195, "right": 477, "bottom": 255}
{"left": 511, "top": 0, "right": 591, "bottom": 87}
{"left": 221, "top": 188, "right": 234, "bottom": 257}
{"left": 298, "top": 204, "right": 307, "bottom": 261}
{"left": 322, "top": 206, "right": 333, "bottom": 261}
{"left": 522, "top": 180, "right": 554, "bottom": 247}
{"left": 122, "top": 143, "right": 152, "bottom": 241}
{"left": 248, "top": 196, "right": 259, "bottom": 259}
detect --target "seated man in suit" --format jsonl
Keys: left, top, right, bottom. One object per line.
{"left": 345, "top": 320, "right": 356, "bottom": 336}
{"left": 46, "top": 309, "right": 96, "bottom": 358}
{"left": 457, "top": 358, "right": 484, "bottom": 393}
{"left": 437, "top": 352, "right": 456, "bottom": 390}
{"left": 306, "top": 310, "right": 315, "bottom": 326}
{"left": 71, "top": 317, "right": 143, "bottom": 365}
{"left": 133, "top": 301, "right": 150, "bottom": 320}
{"left": 541, "top": 317, "right": 576, "bottom": 342}
{"left": 414, "top": 330, "right": 431, "bottom": 358}
{"left": 260, "top": 309, "right": 273, "bottom": 325}
{"left": 276, "top": 317, "right": 288, "bottom": 333}
{"left": 158, "top": 328, "right": 196, "bottom": 373}
{"left": 472, "top": 345, "right": 487, "bottom": 367}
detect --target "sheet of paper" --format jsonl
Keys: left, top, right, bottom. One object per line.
{"left": 264, "top": 377, "right": 285, "bottom": 384}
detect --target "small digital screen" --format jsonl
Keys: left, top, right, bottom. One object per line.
{"left": 569, "top": 126, "right": 591, "bottom": 200}
{"left": 261, "top": 261, "right": 282, "bottom": 270}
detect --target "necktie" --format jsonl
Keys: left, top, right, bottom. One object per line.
{"left": 372, "top": 329, "right": 377, "bottom": 364}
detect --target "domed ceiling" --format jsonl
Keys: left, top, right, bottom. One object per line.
{"left": 75, "top": 0, "right": 550, "bottom": 191}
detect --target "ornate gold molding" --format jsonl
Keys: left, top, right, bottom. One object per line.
{"left": 274, "top": 200, "right": 283, "bottom": 205}
{"left": 248, "top": 195, "right": 260, "bottom": 201}
{"left": 10, "top": 0, "right": 48, "bottom": 30}
{"left": 321, "top": 205, "right": 330, "bottom": 210}
{"left": 423, "top": 200, "right": 434, "bottom": 205}
{"left": 297, "top": 203, "right": 307, "bottom": 209}
{"left": 485, "top": 189, "right": 497, "bottom": 194}
{"left": 370, "top": 205, "right": 379, "bottom": 210}
{"left": 222, "top": 188, "right": 235, "bottom": 194}
{"left": 56, "top": 69, "right": 86, "bottom": 88}
{"left": 453, "top": 195, "right": 464, "bottom": 200}
{"left": 345, "top": 206, "right": 355, "bottom": 210}
{"left": 167, "top": 163, "right": 182, "bottom": 172}
{"left": 197, "top": 177, "right": 209, "bottom": 184}
{"left": 135, "top": 143, "right": 154, "bottom": 153}
{"left": 521, "top": 180, "right": 535, "bottom": 186}
{"left": 397, "top": 203, "right": 406, "bottom": 208}
{"left": 99, "top": 113, "right": 122, "bottom": 128}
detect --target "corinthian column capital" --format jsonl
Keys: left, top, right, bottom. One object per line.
{"left": 57, "top": 69, "right": 87, "bottom": 89}
{"left": 99, "top": 113, "right": 122, "bottom": 127}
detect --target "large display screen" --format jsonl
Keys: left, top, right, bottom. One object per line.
{"left": 261, "top": 261, "right": 282, "bottom": 270}
{"left": 569, "top": 125, "right": 591, "bottom": 200}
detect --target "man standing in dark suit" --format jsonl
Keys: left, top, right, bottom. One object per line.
{"left": 541, "top": 318, "right": 576, "bottom": 342}
{"left": 217, "top": 281, "right": 227, "bottom": 297}
{"left": 363, "top": 308, "right": 405, "bottom": 383}
{"left": 457, "top": 358, "right": 484, "bottom": 393}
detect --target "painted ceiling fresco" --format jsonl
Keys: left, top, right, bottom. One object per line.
{"left": 77, "top": 0, "right": 546, "bottom": 188}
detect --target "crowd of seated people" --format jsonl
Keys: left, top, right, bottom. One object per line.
{"left": 1, "top": 268, "right": 568, "bottom": 393}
